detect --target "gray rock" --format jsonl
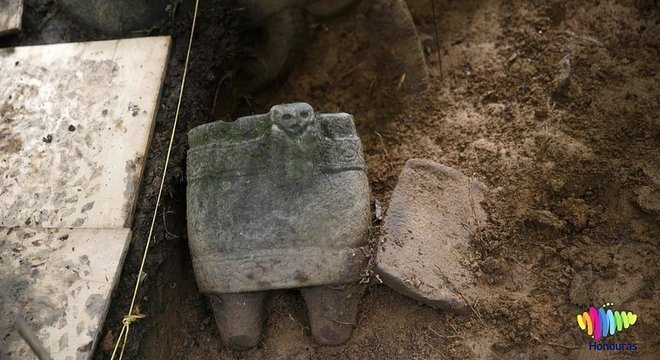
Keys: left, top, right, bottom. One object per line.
{"left": 306, "top": 0, "right": 361, "bottom": 18}
{"left": 58, "top": 0, "right": 169, "bottom": 35}
{"left": 187, "top": 103, "right": 370, "bottom": 348}
{"left": 375, "top": 159, "right": 487, "bottom": 313}
{"left": 238, "top": 0, "right": 361, "bottom": 23}
{"left": 238, "top": 0, "right": 304, "bottom": 24}
{"left": 233, "top": 0, "right": 354, "bottom": 95}
{"left": 367, "top": 0, "right": 429, "bottom": 94}
{"left": 238, "top": 7, "right": 307, "bottom": 94}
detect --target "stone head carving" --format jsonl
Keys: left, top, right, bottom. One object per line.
{"left": 269, "top": 102, "right": 315, "bottom": 137}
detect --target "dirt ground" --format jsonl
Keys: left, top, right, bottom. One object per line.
{"left": 3, "top": 0, "right": 658, "bottom": 359}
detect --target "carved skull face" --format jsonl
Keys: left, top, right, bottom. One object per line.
{"left": 269, "top": 103, "right": 315, "bottom": 136}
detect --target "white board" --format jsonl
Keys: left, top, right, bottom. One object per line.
{"left": 0, "top": 36, "right": 171, "bottom": 228}
{"left": 0, "top": 227, "right": 131, "bottom": 360}
{"left": 0, "top": 36, "right": 171, "bottom": 359}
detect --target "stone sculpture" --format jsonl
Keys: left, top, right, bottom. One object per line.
{"left": 367, "top": 0, "right": 430, "bottom": 94}
{"left": 59, "top": 0, "right": 169, "bottom": 35}
{"left": 187, "top": 103, "right": 370, "bottom": 349}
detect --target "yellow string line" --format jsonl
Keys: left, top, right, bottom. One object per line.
{"left": 110, "top": 0, "right": 200, "bottom": 358}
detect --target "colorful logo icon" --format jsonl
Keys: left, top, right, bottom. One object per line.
{"left": 577, "top": 303, "right": 638, "bottom": 340}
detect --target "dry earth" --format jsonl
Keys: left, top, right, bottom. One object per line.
{"left": 2, "top": 0, "right": 658, "bottom": 359}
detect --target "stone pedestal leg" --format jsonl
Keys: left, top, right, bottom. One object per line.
{"left": 208, "top": 292, "right": 266, "bottom": 350}
{"left": 300, "top": 284, "right": 364, "bottom": 345}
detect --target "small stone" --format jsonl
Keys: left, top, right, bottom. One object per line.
{"left": 375, "top": 159, "right": 487, "bottom": 312}
{"left": 569, "top": 271, "right": 593, "bottom": 306}
{"left": 100, "top": 330, "right": 115, "bottom": 352}
{"left": 556, "top": 197, "right": 590, "bottom": 230}
{"left": 552, "top": 54, "right": 572, "bottom": 95}
{"left": 635, "top": 185, "right": 660, "bottom": 214}
{"left": 68, "top": 125, "right": 76, "bottom": 131}
{"left": 373, "top": 199, "right": 383, "bottom": 221}
{"left": 524, "top": 208, "right": 566, "bottom": 230}
{"left": 508, "top": 52, "right": 518, "bottom": 63}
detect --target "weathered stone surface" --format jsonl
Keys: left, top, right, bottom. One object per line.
{"left": 187, "top": 103, "right": 370, "bottom": 348}
{"left": 635, "top": 185, "right": 660, "bottom": 214}
{"left": 367, "top": 0, "right": 429, "bottom": 94}
{"left": 0, "top": 0, "right": 22, "bottom": 37}
{"left": 306, "top": 0, "right": 360, "bottom": 17}
{"left": 187, "top": 103, "right": 370, "bottom": 294}
{"left": 238, "top": 6, "right": 306, "bottom": 94}
{"left": 58, "top": 0, "right": 169, "bottom": 35}
{"left": 0, "top": 37, "right": 170, "bottom": 229}
{"left": 376, "top": 159, "right": 487, "bottom": 312}
{"left": 0, "top": 228, "right": 131, "bottom": 360}
{"left": 0, "top": 37, "right": 169, "bottom": 359}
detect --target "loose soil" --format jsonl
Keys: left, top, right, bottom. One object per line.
{"left": 3, "top": 0, "right": 658, "bottom": 359}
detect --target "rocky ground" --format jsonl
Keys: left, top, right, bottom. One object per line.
{"left": 3, "top": 0, "right": 658, "bottom": 359}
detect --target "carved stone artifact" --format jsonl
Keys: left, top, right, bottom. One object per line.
{"left": 187, "top": 103, "right": 370, "bottom": 349}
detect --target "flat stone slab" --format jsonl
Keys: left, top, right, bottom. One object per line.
{"left": 0, "top": 0, "right": 22, "bottom": 36}
{"left": 0, "top": 227, "right": 131, "bottom": 360}
{"left": 376, "top": 159, "right": 487, "bottom": 312}
{"left": 0, "top": 36, "right": 170, "bottom": 228}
